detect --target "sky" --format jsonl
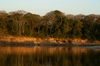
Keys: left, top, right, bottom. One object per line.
{"left": 0, "top": 0, "right": 100, "bottom": 16}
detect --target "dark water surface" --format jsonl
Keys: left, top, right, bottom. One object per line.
{"left": 0, "top": 45, "right": 100, "bottom": 66}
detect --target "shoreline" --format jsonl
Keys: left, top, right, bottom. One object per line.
{"left": 0, "top": 36, "right": 100, "bottom": 46}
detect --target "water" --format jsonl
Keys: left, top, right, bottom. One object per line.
{"left": 0, "top": 45, "right": 100, "bottom": 66}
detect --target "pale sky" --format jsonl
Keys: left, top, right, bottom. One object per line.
{"left": 0, "top": 0, "right": 100, "bottom": 16}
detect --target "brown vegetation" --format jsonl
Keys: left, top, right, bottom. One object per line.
{"left": 0, "top": 36, "right": 100, "bottom": 45}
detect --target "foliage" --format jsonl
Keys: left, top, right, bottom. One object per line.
{"left": 0, "top": 10, "right": 100, "bottom": 40}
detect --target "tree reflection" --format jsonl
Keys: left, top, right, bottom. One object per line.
{"left": 0, "top": 46, "right": 100, "bottom": 66}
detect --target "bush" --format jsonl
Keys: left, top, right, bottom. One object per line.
{"left": 68, "top": 40, "right": 72, "bottom": 44}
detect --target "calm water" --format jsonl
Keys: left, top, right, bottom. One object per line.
{"left": 0, "top": 45, "right": 100, "bottom": 66}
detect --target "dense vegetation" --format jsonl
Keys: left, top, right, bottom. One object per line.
{"left": 0, "top": 10, "right": 100, "bottom": 40}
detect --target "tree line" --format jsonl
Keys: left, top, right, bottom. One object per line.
{"left": 0, "top": 10, "right": 100, "bottom": 40}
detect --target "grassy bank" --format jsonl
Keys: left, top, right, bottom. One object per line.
{"left": 0, "top": 36, "right": 100, "bottom": 46}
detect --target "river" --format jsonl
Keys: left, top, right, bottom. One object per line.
{"left": 0, "top": 45, "right": 100, "bottom": 66}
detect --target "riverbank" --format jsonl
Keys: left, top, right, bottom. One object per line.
{"left": 0, "top": 36, "right": 100, "bottom": 46}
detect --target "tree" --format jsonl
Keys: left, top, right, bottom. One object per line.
{"left": 82, "top": 21, "right": 94, "bottom": 40}
{"left": 8, "top": 10, "right": 26, "bottom": 35}
{"left": 96, "top": 17, "right": 100, "bottom": 23}
{"left": 43, "top": 11, "right": 56, "bottom": 34}
{"left": 84, "top": 14, "right": 98, "bottom": 22}
{"left": 66, "top": 14, "right": 74, "bottom": 20}
{"left": 0, "top": 10, "right": 8, "bottom": 19}
{"left": 60, "top": 17, "right": 70, "bottom": 38}
{"left": 0, "top": 11, "right": 8, "bottom": 35}
{"left": 0, "top": 18, "right": 7, "bottom": 35}
{"left": 74, "top": 14, "right": 85, "bottom": 20}
{"left": 69, "top": 20, "right": 83, "bottom": 38}
{"left": 24, "top": 13, "right": 42, "bottom": 36}
{"left": 53, "top": 10, "right": 66, "bottom": 32}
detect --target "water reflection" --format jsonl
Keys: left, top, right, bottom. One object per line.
{"left": 0, "top": 46, "right": 100, "bottom": 66}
